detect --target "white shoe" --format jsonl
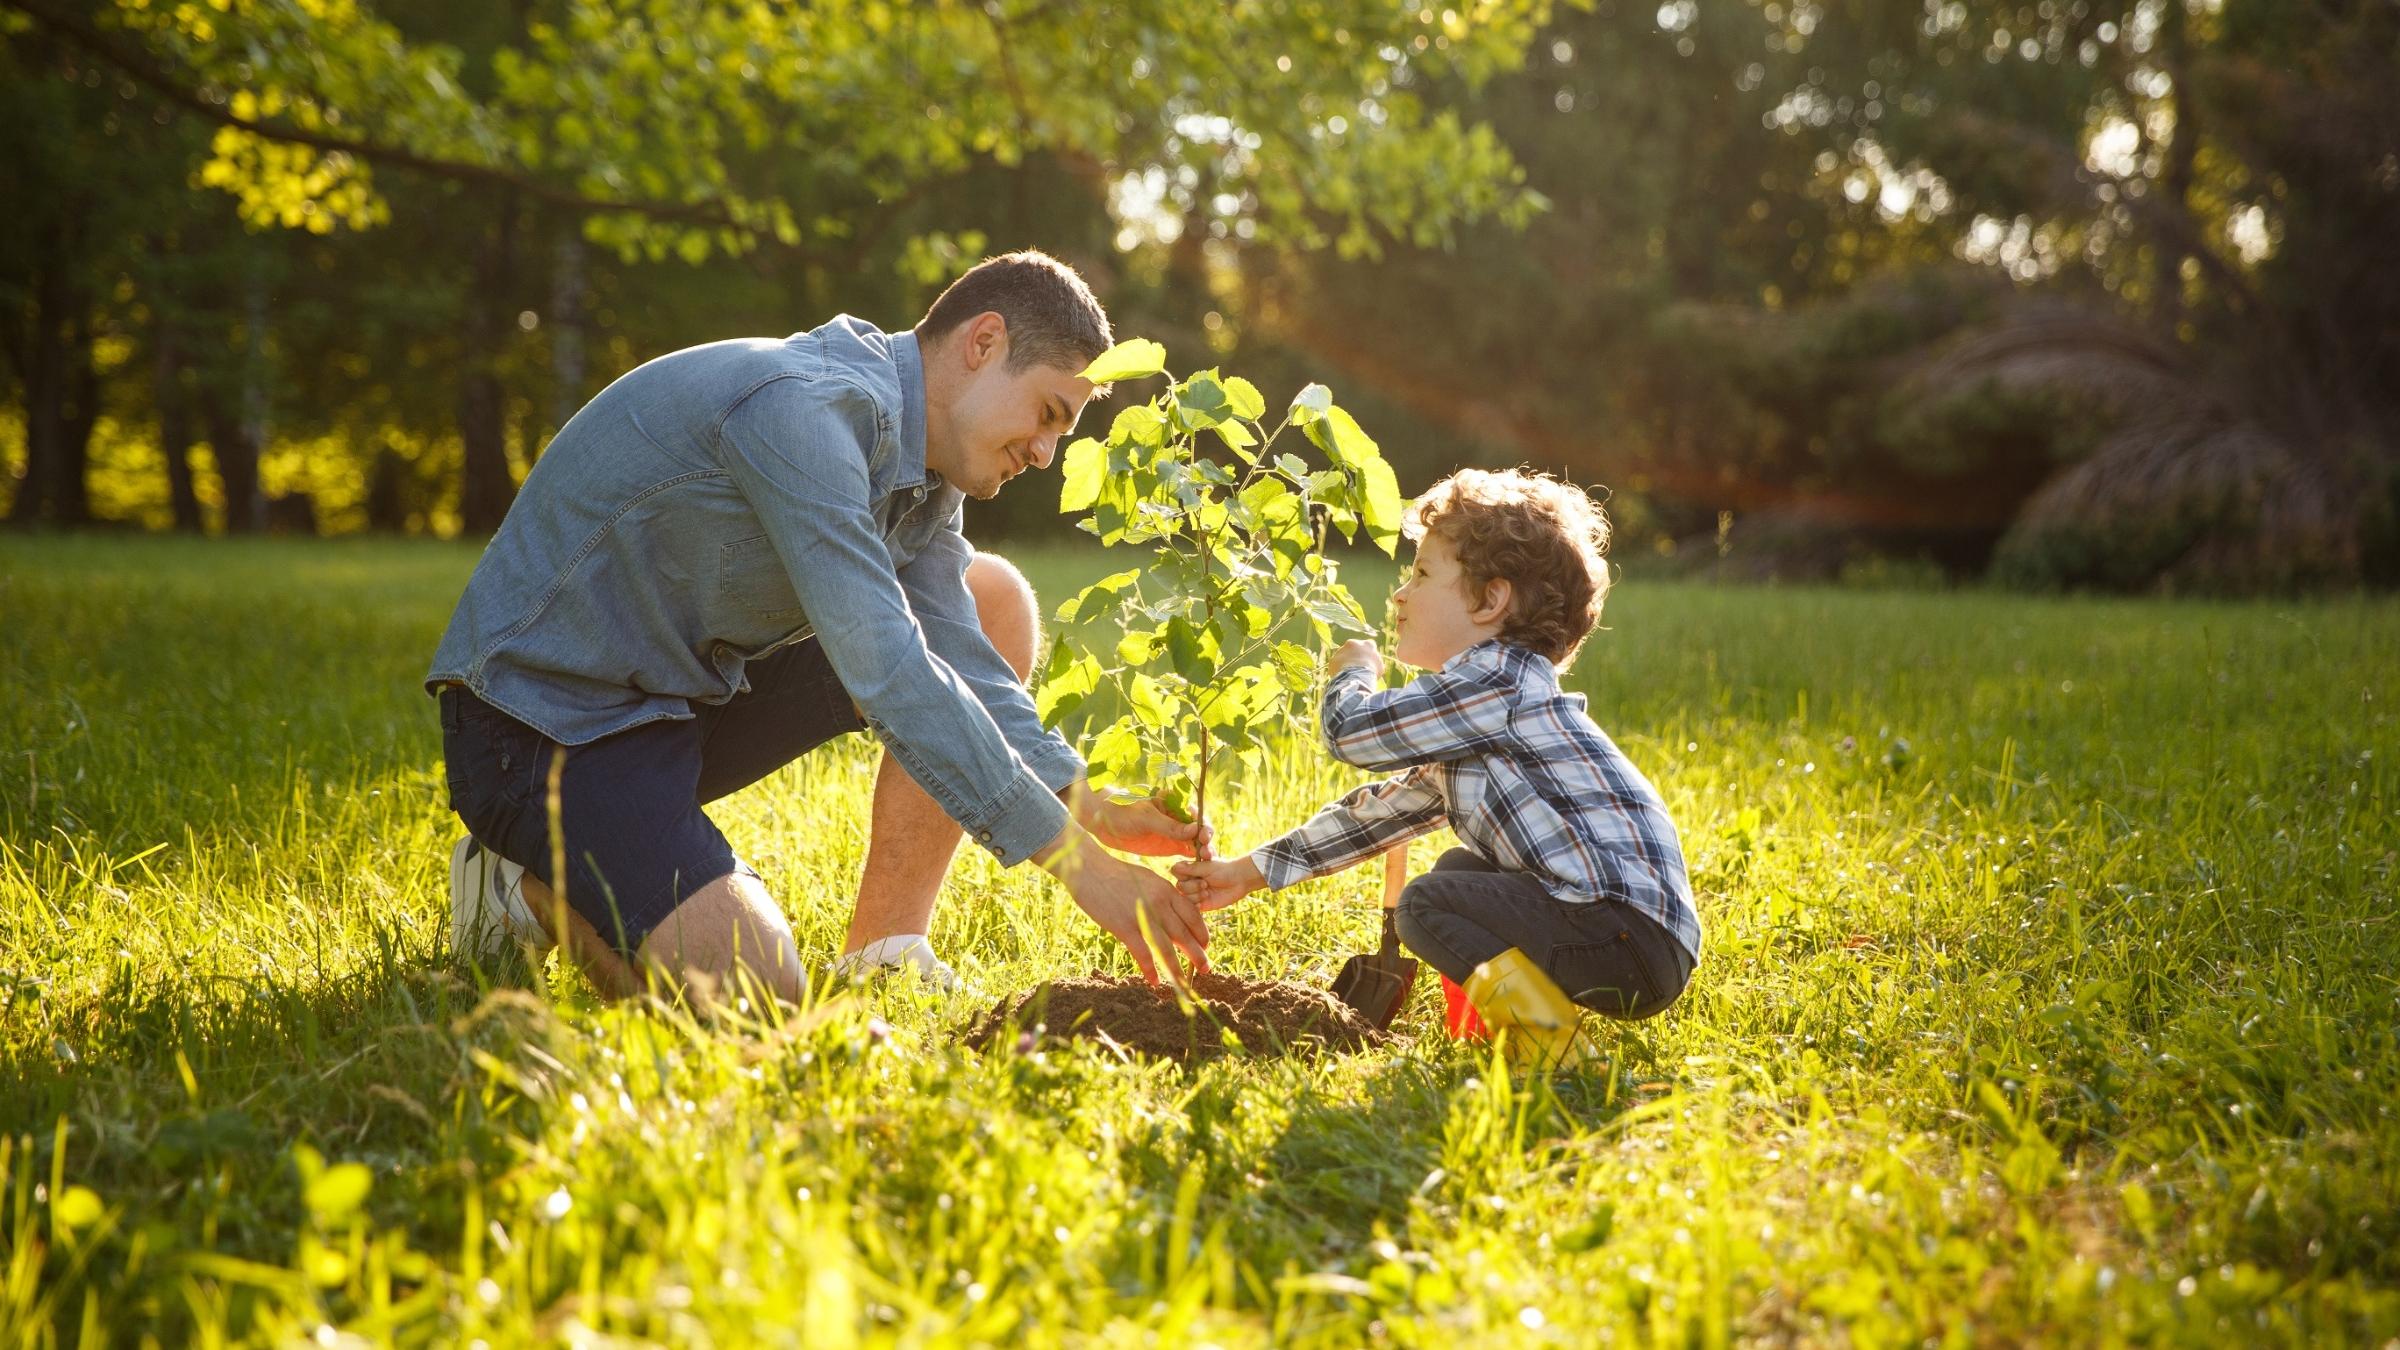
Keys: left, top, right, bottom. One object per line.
{"left": 448, "top": 835, "right": 552, "bottom": 959}
{"left": 831, "top": 934, "right": 961, "bottom": 992}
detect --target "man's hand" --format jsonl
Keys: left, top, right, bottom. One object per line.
{"left": 1329, "top": 639, "right": 1385, "bottom": 682}
{"left": 1066, "top": 782, "right": 1215, "bottom": 860}
{"left": 1171, "top": 855, "right": 1265, "bottom": 912}
{"left": 1034, "top": 824, "right": 1211, "bottom": 985}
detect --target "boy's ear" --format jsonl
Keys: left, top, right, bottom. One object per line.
{"left": 1471, "top": 577, "right": 1512, "bottom": 625}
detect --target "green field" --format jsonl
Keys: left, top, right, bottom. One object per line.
{"left": 3, "top": 534, "right": 2396, "bottom": 1345}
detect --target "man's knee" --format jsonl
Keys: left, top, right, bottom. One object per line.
{"left": 965, "top": 551, "right": 1039, "bottom": 681}
{"left": 636, "top": 871, "right": 808, "bottom": 1006}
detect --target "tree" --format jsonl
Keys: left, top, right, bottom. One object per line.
{"left": 1242, "top": 0, "right": 2400, "bottom": 588}
{"left": 1038, "top": 339, "right": 1400, "bottom": 828}
{"left": 4, "top": 0, "right": 1564, "bottom": 532}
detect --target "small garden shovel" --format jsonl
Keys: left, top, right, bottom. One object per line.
{"left": 1330, "top": 845, "right": 1418, "bottom": 1030}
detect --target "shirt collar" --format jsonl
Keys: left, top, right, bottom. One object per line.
{"left": 891, "top": 328, "right": 933, "bottom": 491}
{"left": 1441, "top": 637, "right": 1508, "bottom": 673}
{"left": 1442, "top": 637, "right": 1557, "bottom": 684}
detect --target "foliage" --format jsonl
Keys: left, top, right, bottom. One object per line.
{"left": 1037, "top": 339, "right": 1401, "bottom": 823}
{"left": 80, "top": 0, "right": 1557, "bottom": 265}
{"left": 1245, "top": 0, "right": 2400, "bottom": 590}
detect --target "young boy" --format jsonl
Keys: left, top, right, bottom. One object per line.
{"left": 1172, "top": 468, "right": 1699, "bottom": 1067}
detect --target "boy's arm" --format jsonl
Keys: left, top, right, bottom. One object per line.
{"left": 1252, "top": 768, "right": 1448, "bottom": 890}
{"left": 1318, "top": 662, "right": 1515, "bottom": 773}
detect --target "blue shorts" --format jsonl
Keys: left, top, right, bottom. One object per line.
{"left": 436, "top": 637, "right": 863, "bottom": 957}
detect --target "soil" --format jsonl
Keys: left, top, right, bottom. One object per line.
{"left": 964, "top": 970, "right": 1388, "bottom": 1063}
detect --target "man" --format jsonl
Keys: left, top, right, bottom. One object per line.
{"left": 428, "top": 251, "right": 1210, "bottom": 1002}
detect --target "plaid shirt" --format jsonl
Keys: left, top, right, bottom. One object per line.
{"left": 1252, "top": 639, "right": 1701, "bottom": 959}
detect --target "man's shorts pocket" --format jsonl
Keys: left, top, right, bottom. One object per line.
{"left": 439, "top": 691, "right": 543, "bottom": 848}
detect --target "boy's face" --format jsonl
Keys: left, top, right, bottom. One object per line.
{"left": 1392, "top": 531, "right": 1505, "bottom": 668}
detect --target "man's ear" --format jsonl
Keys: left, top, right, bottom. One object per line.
{"left": 962, "top": 311, "right": 1009, "bottom": 371}
{"left": 1472, "top": 577, "right": 1512, "bottom": 626}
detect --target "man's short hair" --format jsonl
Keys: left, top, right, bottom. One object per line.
{"left": 1404, "top": 467, "right": 1614, "bottom": 667}
{"left": 916, "top": 250, "right": 1114, "bottom": 376}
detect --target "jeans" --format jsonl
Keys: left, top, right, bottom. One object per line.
{"left": 1394, "top": 848, "right": 1695, "bottom": 1019}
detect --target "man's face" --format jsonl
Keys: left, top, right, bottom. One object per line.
{"left": 928, "top": 318, "right": 1095, "bottom": 501}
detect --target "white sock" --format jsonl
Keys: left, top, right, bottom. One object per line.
{"left": 835, "top": 934, "right": 958, "bottom": 990}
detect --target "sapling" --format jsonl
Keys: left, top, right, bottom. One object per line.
{"left": 1037, "top": 338, "right": 1403, "bottom": 830}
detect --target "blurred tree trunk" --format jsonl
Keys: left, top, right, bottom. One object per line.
{"left": 459, "top": 193, "right": 519, "bottom": 534}
{"left": 2152, "top": 0, "right": 2197, "bottom": 334}
{"left": 364, "top": 443, "right": 409, "bottom": 531}
{"left": 8, "top": 239, "right": 98, "bottom": 526}
{"left": 153, "top": 318, "right": 203, "bottom": 531}
{"left": 550, "top": 222, "right": 586, "bottom": 437}
{"left": 201, "top": 389, "right": 262, "bottom": 534}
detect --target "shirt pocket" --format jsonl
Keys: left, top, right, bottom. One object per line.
{"left": 717, "top": 534, "right": 806, "bottom": 624}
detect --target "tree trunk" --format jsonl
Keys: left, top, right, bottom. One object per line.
{"left": 459, "top": 195, "right": 520, "bottom": 534}
{"left": 550, "top": 222, "right": 586, "bottom": 438}
{"left": 2152, "top": 0, "right": 2197, "bottom": 332}
{"left": 8, "top": 246, "right": 97, "bottom": 526}
{"left": 155, "top": 322, "right": 203, "bottom": 531}
{"left": 203, "top": 390, "right": 263, "bottom": 534}
{"left": 7, "top": 265, "right": 65, "bottom": 525}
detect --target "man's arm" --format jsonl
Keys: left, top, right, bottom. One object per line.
{"left": 718, "top": 380, "right": 1066, "bottom": 864}
{"left": 894, "top": 516, "right": 1086, "bottom": 795}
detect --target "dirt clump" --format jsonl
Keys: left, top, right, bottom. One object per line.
{"left": 965, "top": 971, "right": 1386, "bottom": 1062}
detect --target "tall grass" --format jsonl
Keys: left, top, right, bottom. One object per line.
{"left": 3, "top": 533, "right": 2395, "bottom": 1344}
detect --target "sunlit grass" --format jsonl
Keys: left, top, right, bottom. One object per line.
{"left": 3, "top": 533, "right": 2396, "bottom": 1344}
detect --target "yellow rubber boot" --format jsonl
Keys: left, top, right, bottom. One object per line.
{"left": 1462, "top": 948, "right": 1601, "bottom": 1072}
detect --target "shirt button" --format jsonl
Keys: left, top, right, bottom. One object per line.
{"left": 976, "top": 829, "right": 993, "bottom": 842}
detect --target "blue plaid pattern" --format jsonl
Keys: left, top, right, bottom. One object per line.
{"left": 1252, "top": 639, "right": 1701, "bottom": 960}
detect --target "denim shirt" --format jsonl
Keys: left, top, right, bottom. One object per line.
{"left": 427, "top": 316, "right": 1083, "bottom": 865}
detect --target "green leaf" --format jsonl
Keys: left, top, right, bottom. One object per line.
{"left": 1212, "top": 420, "right": 1258, "bottom": 455}
{"left": 1304, "top": 405, "right": 1381, "bottom": 474}
{"left": 1176, "top": 373, "right": 1231, "bottom": 427}
{"left": 1086, "top": 717, "right": 1143, "bottom": 790}
{"left": 1117, "top": 629, "right": 1155, "bottom": 665}
{"left": 1304, "top": 593, "right": 1373, "bottom": 635}
{"left": 1059, "top": 437, "right": 1106, "bottom": 513}
{"left": 1272, "top": 641, "right": 1317, "bottom": 692}
{"left": 1080, "top": 338, "right": 1168, "bottom": 384}
{"left": 1165, "top": 617, "right": 1216, "bottom": 684}
{"left": 1223, "top": 376, "right": 1267, "bottom": 421}
{"left": 1158, "top": 777, "right": 1194, "bottom": 825}
{"left": 1036, "top": 653, "right": 1101, "bottom": 727}
{"left": 306, "top": 1162, "right": 373, "bottom": 1222}
{"left": 1128, "top": 674, "right": 1173, "bottom": 729}
{"left": 1057, "top": 569, "right": 1141, "bottom": 625}
{"left": 1290, "top": 382, "right": 1332, "bottom": 422}
{"left": 1358, "top": 455, "right": 1404, "bottom": 556}
{"left": 1110, "top": 403, "right": 1169, "bottom": 448}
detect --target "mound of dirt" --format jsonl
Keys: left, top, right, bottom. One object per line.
{"left": 964, "top": 971, "right": 1387, "bottom": 1062}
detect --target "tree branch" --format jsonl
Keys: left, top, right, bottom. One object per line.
{"left": 2, "top": 0, "right": 784, "bottom": 240}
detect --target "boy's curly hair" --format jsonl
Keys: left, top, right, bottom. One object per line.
{"left": 1403, "top": 468, "right": 1612, "bottom": 667}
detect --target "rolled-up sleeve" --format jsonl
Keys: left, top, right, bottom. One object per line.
{"left": 717, "top": 379, "right": 1068, "bottom": 863}
{"left": 897, "top": 516, "right": 1088, "bottom": 795}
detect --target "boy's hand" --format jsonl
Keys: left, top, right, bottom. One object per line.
{"left": 1172, "top": 855, "right": 1266, "bottom": 912}
{"left": 1329, "top": 639, "right": 1384, "bottom": 681}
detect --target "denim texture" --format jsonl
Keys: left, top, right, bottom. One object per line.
{"left": 428, "top": 316, "right": 1081, "bottom": 865}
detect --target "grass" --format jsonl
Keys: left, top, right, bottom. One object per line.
{"left": 2, "top": 531, "right": 2396, "bottom": 1346}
